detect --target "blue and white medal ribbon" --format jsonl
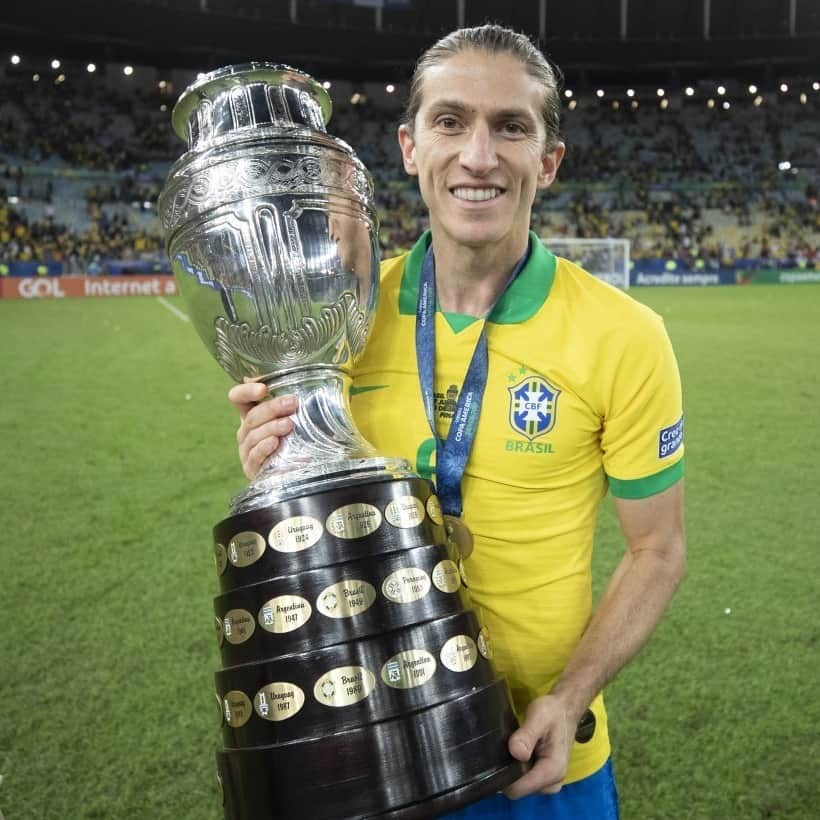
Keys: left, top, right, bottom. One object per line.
{"left": 414, "top": 244, "right": 528, "bottom": 517}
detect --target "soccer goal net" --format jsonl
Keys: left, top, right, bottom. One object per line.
{"left": 542, "top": 237, "right": 631, "bottom": 290}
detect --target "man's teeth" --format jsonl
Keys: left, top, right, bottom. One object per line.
{"left": 451, "top": 187, "right": 502, "bottom": 202}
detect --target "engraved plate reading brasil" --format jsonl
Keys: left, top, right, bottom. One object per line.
{"left": 326, "top": 503, "right": 382, "bottom": 539}
{"left": 228, "top": 531, "right": 266, "bottom": 567}
{"left": 316, "top": 580, "right": 376, "bottom": 618}
{"left": 214, "top": 542, "right": 228, "bottom": 575}
{"left": 440, "top": 635, "right": 478, "bottom": 672}
{"left": 223, "top": 690, "right": 253, "bottom": 727}
{"left": 381, "top": 649, "right": 437, "bottom": 689}
{"left": 432, "top": 559, "right": 461, "bottom": 593}
{"left": 313, "top": 666, "right": 376, "bottom": 707}
{"left": 268, "top": 515, "right": 323, "bottom": 553}
{"left": 384, "top": 496, "right": 426, "bottom": 529}
{"left": 254, "top": 682, "right": 306, "bottom": 722}
{"left": 223, "top": 608, "right": 256, "bottom": 645}
{"left": 426, "top": 495, "right": 444, "bottom": 525}
{"left": 258, "top": 595, "right": 312, "bottom": 634}
{"left": 382, "top": 567, "right": 431, "bottom": 604}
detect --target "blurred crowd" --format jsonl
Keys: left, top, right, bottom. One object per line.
{"left": 0, "top": 71, "right": 818, "bottom": 271}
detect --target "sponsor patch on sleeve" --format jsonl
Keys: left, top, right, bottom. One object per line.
{"left": 658, "top": 415, "right": 684, "bottom": 459}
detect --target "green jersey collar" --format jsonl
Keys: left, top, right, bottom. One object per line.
{"left": 397, "top": 230, "right": 556, "bottom": 324}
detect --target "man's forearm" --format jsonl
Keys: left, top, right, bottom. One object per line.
{"left": 549, "top": 539, "right": 686, "bottom": 723}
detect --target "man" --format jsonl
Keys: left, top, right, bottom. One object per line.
{"left": 231, "top": 24, "right": 685, "bottom": 820}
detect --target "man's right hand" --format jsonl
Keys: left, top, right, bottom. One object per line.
{"left": 228, "top": 382, "right": 298, "bottom": 479}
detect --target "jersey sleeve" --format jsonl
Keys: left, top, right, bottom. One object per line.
{"left": 601, "top": 312, "right": 684, "bottom": 499}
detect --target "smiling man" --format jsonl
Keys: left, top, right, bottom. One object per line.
{"left": 232, "top": 24, "right": 686, "bottom": 820}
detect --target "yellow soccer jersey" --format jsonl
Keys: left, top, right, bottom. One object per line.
{"left": 351, "top": 231, "right": 684, "bottom": 785}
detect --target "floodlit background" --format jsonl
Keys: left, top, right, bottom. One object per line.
{"left": 1, "top": 2, "right": 819, "bottom": 818}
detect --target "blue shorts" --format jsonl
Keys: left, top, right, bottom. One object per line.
{"left": 436, "top": 759, "right": 619, "bottom": 820}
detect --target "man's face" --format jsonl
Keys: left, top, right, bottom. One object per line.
{"left": 398, "top": 50, "right": 564, "bottom": 255}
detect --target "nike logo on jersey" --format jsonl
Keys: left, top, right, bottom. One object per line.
{"left": 350, "top": 384, "right": 390, "bottom": 397}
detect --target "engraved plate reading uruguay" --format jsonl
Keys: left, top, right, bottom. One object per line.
{"left": 313, "top": 666, "right": 376, "bottom": 707}
{"left": 381, "top": 649, "right": 437, "bottom": 689}
{"left": 223, "top": 609, "right": 256, "bottom": 645}
{"left": 258, "top": 595, "right": 312, "bottom": 634}
{"left": 432, "top": 559, "right": 461, "bottom": 593}
{"left": 214, "top": 542, "right": 228, "bottom": 576}
{"left": 268, "top": 515, "right": 323, "bottom": 553}
{"left": 426, "top": 495, "right": 444, "bottom": 525}
{"left": 382, "top": 567, "right": 431, "bottom": 604}
{"left": 254, "top": 682, "right": 306, "bottom": 722}
{"left": 385, "top": 496, "right": 426, "bottom": 529}
{"left": 228, "top": 531, "right": 266, "bottom": 567}
{"left": 316, "top": 580, "right": 376, "bottom": 618}
{"left": 223, "top": 690, "right": 253, "bottom": 727}
{"left": 440, "top": 635, "right": 478, "bottom": 672}
{"left": 325, "top": 503, "right": 382, "bottom": 539}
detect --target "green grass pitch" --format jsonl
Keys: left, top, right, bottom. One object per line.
{"left": 0, "top": 285, "right": 818, "bottom": 819}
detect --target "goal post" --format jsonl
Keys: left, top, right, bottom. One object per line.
{"left": 541, "top": 237, "right": 631, "bottom": 290}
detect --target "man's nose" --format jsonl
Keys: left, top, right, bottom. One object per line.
{"left": 459, "top": 123, "right": 498, "bottom": 175}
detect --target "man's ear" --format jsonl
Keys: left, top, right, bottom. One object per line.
{"left": 398, "top": 124, "right": 418, "bottom": 176}
{"left": 538, "top": 141, "right": 566, "bottom": 189}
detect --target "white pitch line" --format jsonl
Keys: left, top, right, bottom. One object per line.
{"left": 157, "top": 296, "right": 190, "bottom": 322}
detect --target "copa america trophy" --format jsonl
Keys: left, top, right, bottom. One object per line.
{"left": 159, "top": 64, "right": 524, "bottom": 819}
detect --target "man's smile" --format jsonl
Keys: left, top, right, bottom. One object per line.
{"left": 450, "top": 186, "right": 505, "bottom": 202}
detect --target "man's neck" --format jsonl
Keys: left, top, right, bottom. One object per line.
{"left": 429, "top": 230, "right": 530, "bottom": 317}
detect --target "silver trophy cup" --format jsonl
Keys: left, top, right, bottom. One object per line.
{"left": 159, "top": 64, "right": 523, "bottom": 820}
{"left": 159, "top": 63, "right": 411, "bottom": 513}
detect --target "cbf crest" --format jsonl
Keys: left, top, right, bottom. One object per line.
{"left": 508, "top": 374, "right": 560, "bottom": 441}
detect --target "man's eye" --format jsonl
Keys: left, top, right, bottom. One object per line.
{"left": 503, "top": 122, "right": 526, "bottom": 135}
{"left": 436, "top": 116, "right": 460, "bottom": 129}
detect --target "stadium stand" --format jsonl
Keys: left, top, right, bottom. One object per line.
{"left": 0, "top": 68, "right": 817, "bottom": 274}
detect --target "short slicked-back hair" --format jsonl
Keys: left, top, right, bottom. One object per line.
{"left": 402, "top": 24, "right": 563, "bottom": 152}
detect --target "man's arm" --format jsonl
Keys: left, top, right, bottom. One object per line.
{"left": 505, "top": 479, "right": 686, "bottom": 798}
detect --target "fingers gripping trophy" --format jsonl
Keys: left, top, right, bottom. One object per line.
{"left": 159, "top": 64, "right": 524, "bottom": 820}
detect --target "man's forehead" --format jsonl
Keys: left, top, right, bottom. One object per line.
{"left": 418, "top": 53, "right": 543, "bottom": 113}
{"left": 424, "top": 97, "right": 538, "bottom": 122}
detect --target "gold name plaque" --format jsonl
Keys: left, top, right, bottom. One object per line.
{"left": 222, "top": 608, "right": 256, "bottom": 645}
{"left": 313, "top": 666, "right": 376, "bottom": 707}
{"left": 384, "top": 496, "right": 426, "bottom": 529}
{"left": 228, "top": 531, "right": 266, "bottom": 568}
{"left": 268, "top": 516, "right": 323, "bottom": 553}
{"left": 316, "top": 580, "right": 376, "bottom": 619}
{"left": 223, "top": 690, "right": 253, "bottom": 728}
{"left": 325, "top": 503, "right": 382, "bottom": 539}
{"left": 254, "top": 682, "right": 306, "bottom": 722}
{"left": 381, "top": 649, "right": 437, "bottom": 689}
{"left": 440, "top": 635, "right": 479, "bottom": 672}
{"left": 432, "top": 560, "right": 461, "bottom": 593}
{"left": 477, "top": 627, "right": 494, "bottom": 660}
{"left": 213, "top": 542, "right": 228, "bottom": 576}
{"left": 381, "top": 567, "right": 431, "bottom": 604}
{"left": 426, "top": 495, "right": 444, "bottom": 525}
{"left": 258, "top": 595, "right": 312, "bottom": 634}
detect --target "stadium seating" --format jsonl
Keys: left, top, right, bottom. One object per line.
{"left": 0, "top": 71, "right": 817, "bottom": 272}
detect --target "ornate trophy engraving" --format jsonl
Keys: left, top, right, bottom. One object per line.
{"left": 160, "top": 64, "right": 523, "bottom": 820}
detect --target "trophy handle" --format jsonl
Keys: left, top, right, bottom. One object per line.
{"left": 231, "top": 366, "right": 412, "bottom": 512}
